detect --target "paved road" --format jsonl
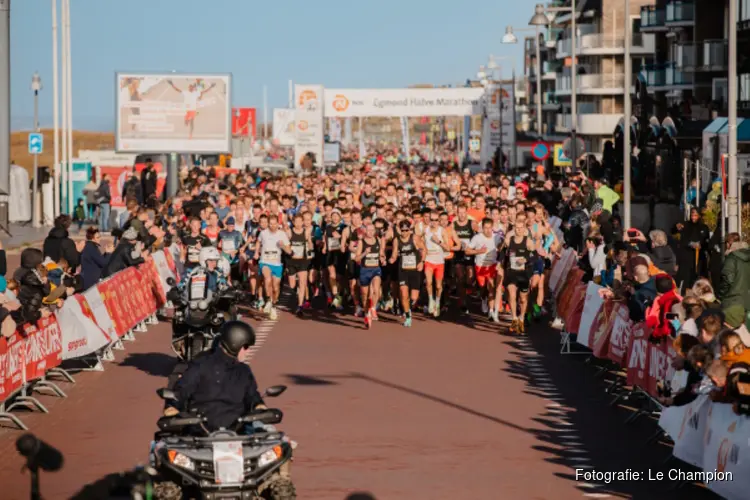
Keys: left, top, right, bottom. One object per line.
{"left": 0, "top": 294, "right": 720, "bottom": 499}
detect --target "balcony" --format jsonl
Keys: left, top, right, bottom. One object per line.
{"left": 642, "top": 62, "right": 695, "bottom": 90}
{"left": 675, "top": 43, "right": 697, "bottom": 71}
{"left": 542, "top": 92, "right": 560, "bottom": 111}
{"left": 555, "top": 73, "right": 626, "bottom": 95}
{"left": 665, "top": 1, "right": 694, "bottom": 27}
{"left": 556, "top": 33, "right": 655, "bottom": 59}
{"left": 555, "top": 113, "right": 622, "bottom": 136}
{"left": 640, "top": 6, "right": 667, "bottom": 32}
{"left": 702, "top": 40, "right": 728, "bottom": 71}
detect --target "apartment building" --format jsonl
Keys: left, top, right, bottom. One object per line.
{"left": 640, "top": 0, "right": 750, "bottom": 119}
{"left": 545, "top": 0, "right": 656, "bottom": 154}
{"left": 523, "top": 29, "right": 563, "bottom": 137}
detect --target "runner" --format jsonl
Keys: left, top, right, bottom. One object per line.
{"left": 254, "top": 215, "right": 291, "bottom": 320}
{"left": 423, "top": 210, "right": 452, "bottom": 317}
{"left": 466, "top": 218, "right": 504, "bottom": 323}
{"left": 354, "top": 223, "right": 386, "bottom": 329}
{"left": 166, "top": 79, "right": 217, "bottom": 139}
{"left": 389, "top": 220, "right": 426, "bottom": 327}
{"left": 502, "top": 215, "right": 536, "bottom": 333}
{"left": 452, "top": 203, "right": 476, "bottom": 314}
{"left": 286, "top": 214, "right": 313, "bottom": 316}
{"left": 322, "top": 210, "right": 346, "bottom": 309}
{"left": 342, "top": 211, "right": 366, "bottom": 316}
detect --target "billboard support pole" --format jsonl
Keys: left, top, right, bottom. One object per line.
{"left": 166, "top": 153, "right": 178, "bottom": 198}
{"left": 0, "top": 0, "right": 9, "bottom": 232}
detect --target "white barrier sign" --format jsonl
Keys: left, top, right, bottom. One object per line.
{"left": 576, "top": 282, "right": 604, "bottom": 348}
{"left": 294, "top": 85, "right": 325, "bottom": 168}
{"left": 323, "top": 88, "right": 484, "bottom": 118}
{"left": 83, "top": 287, "right": 118, "bottom": 341}
{"left": 57, "top": 297, "right": 111, "bottom": 360}
{"left": 272, "top": 108, "right": 296, "bottom": 146}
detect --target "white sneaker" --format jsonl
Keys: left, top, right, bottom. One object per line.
{"left": 355, "top": 305, "right": 364, "bottom": 317}
{"left": 481, "top": 298, "right": 489, "bottom": 314}
{"left": 433, "top": 298, "right": 441, "bottom": 317}
{"left": 428, "top": 297, "right": 435, "bottom": 315}
{"left": 257, "top": 297, "right": 266, "bottom": 310}
{"left": 264, "top": 301, "right": 273, "bottom": 314}
{"left": 492, "top": 310, "right": 500, "bottom": 323}
{"left": 269, "top": 307, "right": 278, "bottom": 320}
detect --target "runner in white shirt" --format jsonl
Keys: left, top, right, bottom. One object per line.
{"left": 466, "top": 218, "right": 504, "bottom": 323}
{"left": 254, "top": 216, "right": 291, "bottom": 319}
{"left": 167, "top": 80, "right": 217, "bottom": 139}
{"left": 423, "top": 211, "right": 453, "bottom": 317}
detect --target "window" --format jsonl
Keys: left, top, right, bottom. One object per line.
{"left": 631, "top": 17, "right": 642, "bottom": 35}
{"left": 742, "top": 0, "right": 750, "bottom": 22}
{"left": 714, "top": 78, "right": 729, "bottom": 106}
{"left": 739, "top": 75, "right": 750, "bottom": 101}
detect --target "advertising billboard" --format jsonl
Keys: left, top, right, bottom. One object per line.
{"left": 272, "top": 108, "right": 296, "bottom": 146}
{"left": 116, "top": 72, "right": 232, "bottom": 153}
{"left": 232, "top": 107, "right": 256, "bottom": 138}
{"left": 323, "top": 88, "right": 484, "bottom": 118}
{"left": 294, "top": 85, "right": 325, "bottom": 168}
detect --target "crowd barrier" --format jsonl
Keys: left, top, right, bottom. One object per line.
{"left": 549, "top": 248, "right": 749, "bottom": 499}
{"left": 0, "top": 250, "right": 177, "bottom": 430}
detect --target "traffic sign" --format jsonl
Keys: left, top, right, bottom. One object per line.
{"left": 531, "top": 142, "right": 550, "bottom": 161}
{"left": 28, "top": 132, "right": 43, "bottom": 155}
{"left": 561, "top": 136, "right": 586, "bottom": 160}
{"left": 553, "top": 144, "right": 571, "bottom": 167}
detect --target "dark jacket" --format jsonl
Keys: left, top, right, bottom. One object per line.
{"left": 628, "top": 278, "right": 657, "bottom": 323}
{"left": 81, "top": 241, "right": 110, "bottom": 290}
{"left": 100, "top": 241, "right": 144, "bottom": 279}
{"left": 141, "top": 166, "right": 158, "bottom": 201}
{"left": 95, "top": 180, "right": 112, "bottom": 204}
{"left": 649, "top": 245, "right": 678, "bottom": 277}
{"left": 123, "top": 177, "right": 143, "bottom": 205}
{"left": 173, "top": 347, "right": 264, "bottom": 431}
{"left": 0, "top": 248, "right": 6, "bottom": 276}
{"left": 43, "top": 226, "right": 81, "bottom": 270}
{"left": 13, "top": 248, "right": 50, "bottom": 325}
{"left": 718, "top": 247, "right": 750, "bottom": 312}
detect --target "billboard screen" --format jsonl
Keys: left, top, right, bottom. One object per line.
{"left": 232, "top": 107, "right": 256, "bottom": 138}
{"left": 322, "top": 88, "right": 484, "bottom": 118}
{"left": 116, "top": 72, "right": 232, "bottom": 153}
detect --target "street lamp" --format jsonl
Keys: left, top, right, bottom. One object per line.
{"left": 728, "top": 0, "right": 739, "bottom": 233}
{"left": 529, "top": 2, "right": 578, "bottom": 167}
{"left": 503, "top": 25, "right": 543, "bottom": 137}
{"left": 31, "top": 72, "right": 42, "bottom": 228}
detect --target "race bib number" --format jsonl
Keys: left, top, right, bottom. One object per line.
{"left": 222, "top": 239, "right": 236, "bottom": 253}
{"left": 187, "top": 245, "right": 200, "bottom": 263}
{"left": 327, "top": 237, "right": 341, "bottom": 251}
{"left": 291, "top": 243, "right": 305, "bottom": 259}
{"left": 262, "top": 249, "right": 280, "bottom": 262}
{"left": 402, "top": 254, "right": 417, "bottom": 270}
{"left": 510, "top": 256, "right": 526, "bottom": 271}
{"left": 189, "top": 274, "right": 207, "bottom": 300}
{"left": 212, "top": 441, "right": 244, "bottom": 484}
{"left": 365, "top": 253, "right": 380, "bottom": 267}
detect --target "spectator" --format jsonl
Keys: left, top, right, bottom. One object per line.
{"left": 73, "top": 199, "right": 86, "bottom": 231}
{"left": 96, "top": 174, "right": 112, "bottom": 232}
{"left": 81, "top": 227, "right": 113, "bottom": 290}
{"left": 645, "top": 274, "right": 682, "bottom": 339}
{"left": 585, "top": 234, "right": 607, "bottom": 281}
{"left": 718, "top": 234, "right": 750, "bottom": 329}
{"left": 592, "top": 178, "right": 620, "bottom": 214}
{"left": 101, "top": 228, "right": 145, "bottom": 279}
{"left": 627, "top": 264, "right": 657, "bottom": 323}
{"left": 648, "top": 230, "right": 678, "bottom": 277}
{"left": 83, "top": 174, "right": 98, "bottom": 222}
{"left": 677, "top": 296, "right": 705, "bottom": 337}
{"left": 43, "top": 215, "right": 84, "bottom": 271}
{"left": 0, "top": 276, "right": 20, "bottom": 337}
{"left": 124, "top": 170, "right": 143, "bottom": 206}
{"left": 141, "top": 159, "right": 158, "bottom": 207}
{"left": 0, "top": 239, "right": 6, "bottom": 276}
{"left": 698, "top": 312, "right": 724, "bottom": 355}
{"left": 12, "top": 248, "right": 51, "bottom": 325}
{"left": 691, "top": 278, "right": 719, "bottom": 308}
{"left": 676, "top": 208, "right": 710, "bottom": 289}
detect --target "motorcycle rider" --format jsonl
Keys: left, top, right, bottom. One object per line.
{"left": 164, "top": 320, "right": 267, "bottom": 430}
{"left": 180, "top": 246, "right": 228, "bottom": 298}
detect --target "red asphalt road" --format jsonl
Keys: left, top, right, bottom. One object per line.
{"left": 0, "top": 256, "right": 719, "bottom": 500}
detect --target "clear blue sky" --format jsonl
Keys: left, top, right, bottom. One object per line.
{"left": 11, "top": 0, "right": 539, "bottom": 131}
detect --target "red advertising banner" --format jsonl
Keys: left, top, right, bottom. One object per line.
{"left": 606, "top": 305, "right": 633, "bottom": 365}
{"left": 626, "top": 323, "right": 652, "bottom": 388}
{"left": 563, "top": 282, "right": 587, "bottom": 334}
{"left": 232, "top": 107, "right": 257, "bottom": 138}
{"left": 100, "top": 162, "right": 166, "bottom": 208}
{"left": 21, "top": 316, "right": 63, "bottom": 382}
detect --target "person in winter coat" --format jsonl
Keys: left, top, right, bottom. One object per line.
{"left": 718, "top": 235, "right": 750, "bottom": 328}
{"left": 141, "top": 159, "right": 158, "bottom": 207}
{"left": 43, "top": 215, "right": 84, "bottom": 271}
{"left": 627, "top": 264, "right": 657, "bottom": 323}
{"left": 676, "top": 208, "right": 710, "bottom": 289}
{"left": 81, "top": 227, "right": 114, "bottom": 290}
{"left": 648, "top": 229, "right": 678, "bottom": 277}
{"left": 646, "top": 274, "right": 683, "bottom": 339}
{"left": 12, "top": 248, "right": 51, "bottom": 325}
{"left": 100, "top": 228, "right": 145, "bottom": 279}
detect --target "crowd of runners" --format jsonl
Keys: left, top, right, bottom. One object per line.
{"left": 164, "top": 160, "right": 566, "bottom": 332}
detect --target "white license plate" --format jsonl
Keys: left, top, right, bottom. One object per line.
{"left": 213, "top": 441, "right": 244, "bottom": 484}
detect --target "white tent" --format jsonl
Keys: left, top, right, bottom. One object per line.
{"left": 9, "top": 164, "right": 31, "bottom": 222}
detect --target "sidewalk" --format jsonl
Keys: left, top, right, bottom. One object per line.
{"left": 1, "top": 223, "right": 88, "bottom": 252}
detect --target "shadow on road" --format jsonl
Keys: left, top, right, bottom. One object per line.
{"left": 119, "top": 352, "right": 177, "bottom": 378}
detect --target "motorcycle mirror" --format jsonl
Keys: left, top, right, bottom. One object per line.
{"left": 264, "top": 385, "right": 287, "bottom": 398}
{"left": 166, "top": 277, "right": 177, "bottom": 286}
{"left": 156, "top": 388, "right": 178, "bottom": 401}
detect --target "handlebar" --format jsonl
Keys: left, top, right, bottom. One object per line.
{"left": 238, "top": 408, "right": 283, "bottom": 425}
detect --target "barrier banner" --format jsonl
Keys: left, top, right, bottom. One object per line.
{"left": 0, "top": 335, "right": 24, "bottom": 401}
{"left": 57, "top": 295, "right": 111, "bottom": 360}
{"left": 576, "top": 283, "right": 604, "bottom": 348}
{"left": 549, "top": 248, "right": 577, "bottom": 294}
{"left": 556, "top": 268, "right": 584, "bottom": 321}
{"left": 606, "top": 305, "right": 633, "bottom": 365}
{"left": 21, "top": 316, "right": 63, "bottom": 382}
{"left": 674, "top": 395, "right": 711, "bottom": 468}
{"left": 150, "top": 253, "right": 175, "bottom": 304}
{"left": 626, "top": 323, "right": 651, "bottom": 388}
{"left": 589, "top": 300, "right": 624, "bottom": 359}
{"left": 647, "top": 338, "right": 678, "bottom": 397}
{"left": 703, "top": 403, "right": 750, "bottom": 498}
{"left": 563, "top": 283, "right": 587, "bottom": 335}
{"left": 83, "top": 286, "right": 118, "bottom": 341}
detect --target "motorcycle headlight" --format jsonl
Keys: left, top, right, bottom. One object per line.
{"left": 167, "top": 450, "right": 195, "bottom": 471}
{"left": 189, "top": 301, "right": 198, "bottom": 310}
{"left": 198, "top": 300, "right": 209, "bottom": 311}
{"left": 257, "top": 446, "right": 283, "bottom": 468}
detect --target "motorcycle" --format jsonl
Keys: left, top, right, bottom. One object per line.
{"left": 150, "top": 385, "right": 296, "bottom": 500}
{"left": 167, "top": 277, "right": 241, "bottom": 363}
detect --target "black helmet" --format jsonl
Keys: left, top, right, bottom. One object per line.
{"left": 218, "top": 321, "right": 256, "bottom": 357}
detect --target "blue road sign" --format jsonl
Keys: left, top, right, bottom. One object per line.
{"left": 29, "top": 133, "right": 44, "bottom": 155}
{"left": 531, "top": 142, "right": 550, "bottom": 161}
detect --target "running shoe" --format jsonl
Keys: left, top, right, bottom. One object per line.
{"left": 518, "top": 319, "right": 526, "bottom": 334}
{"left": 269, "top": 306, "right": 278, "bottom": 320}
{"left": 532, "top": 303, "right": 542, "bottom": 319}
{"left": 371, "top": 308, "right": 379, "bottom": 321}
{"left": 355, "top": 305, "right": 364, "bottom": 317}
{"left": 492, "top": 310, "right": 500, "bottom": 323}
{"left": 481, "top": 298, "right": 489, "bottom": 314}
{"left": 257, "top": 297, "right": 266, "bottom": 310}
{"left": 263, "top": 301, "right": 272, "bottom": 315}
{"left": 364, "top": 311, "right": 372, "bottom": 329}
{"left": 509, "top": 318, "right": 519, "bottom": 333}
{"left": 463, "top": 307, "right": 470, "bottom": 316}
{"left": 551, "top": 317, "right": 564, "bottom": 330}
{"left": 302, "top": 300, "right": 311, "bottom": 310}
{"left": 403, "top": 314, "right": 412, "bottom": 327}
{"left": 428, "top": 297, "right": 435, "bottom": 315}
{"left": 384, "top": 297, "right": 394, "bottom": 312}
{"left": 295, "top": 307, "right": 304, "bottom": 317}
{"left": 326, "top": 295, "right": 334, "bottom": 307}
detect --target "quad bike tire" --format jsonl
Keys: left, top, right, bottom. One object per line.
{"left": 260, "top": 477, "right": 297, "bottom": 500}
{"left": 153, "top": 481, "right": 183, "bottom": 500}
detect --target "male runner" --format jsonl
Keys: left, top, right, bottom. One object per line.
{"left": 167, "top": 79, "right": 217, "bottom": 139}
{"left": 255, "top": 215, "right": 291, "bottom": 320}
{"left": 390, "top": 220, "right": 426, "bottom": 327}
{"left": 355, "top": 223, "right": 386, "bottom": 329}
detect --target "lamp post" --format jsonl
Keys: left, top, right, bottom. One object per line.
{"left": 529, "top": 2, "right": 578, "bottom": 166}
{"left": 502, "top": 25, "right": 543, "bottom": 137}
{"left": 623, "top": 0, "right": 632, "bottom": 229}
{"left": 31, "top": 72, "right": 42, "bottom": 228}
{"left": 728, "top": 0, "right": 739, "bottom": 233}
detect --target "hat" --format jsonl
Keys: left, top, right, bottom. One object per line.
{"left": 122, "top": 227, "right": 138, "bottom": 241}
{"left": 226, "top": 216, "right": 236, "bottom": 225}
